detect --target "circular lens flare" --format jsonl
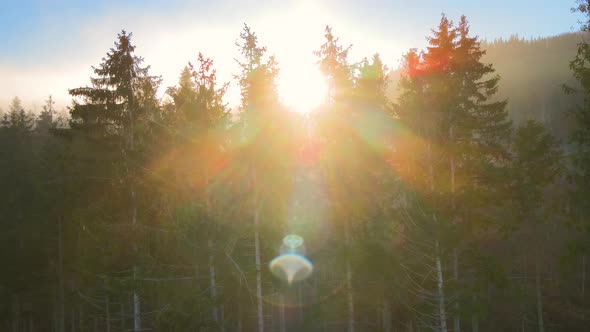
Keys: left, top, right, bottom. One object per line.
{"left": 269, "top": 253, "right": 313, "bottom": 284}
{"left": 283, "top": 234, "right": 304, "bottom": 249}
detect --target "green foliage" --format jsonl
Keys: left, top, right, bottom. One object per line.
{"left": 511, "top": 120, "right": 563, "bottom": 222}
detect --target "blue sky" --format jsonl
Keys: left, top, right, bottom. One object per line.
{"left": 0, "top": 0, "right": 584, "bottom": 112}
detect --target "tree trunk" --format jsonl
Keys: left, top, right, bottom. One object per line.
{"left": 279, "top": 293, "right": 286, "bottom": 332}
{"left": 346, "top": 259, "right": 355, "bottom": 332}
{"left": 133, "top": 273, "right": 141, "bottom": 332}
{"left": 436, "top": 241, "right": 448, "bottom": 332}
{"left": 78, "top": 304, "right": 83, "bottom": 331}
{"left": 57, "top": 217, "right": 65, "bottom": 332}
{"left": 453, "top": 249, "right": 460, "bottom": 332}
{"left": 220, "top": 304, "right": 225, "bottom": 331}
{"left": 120, "top": 302, "right": 125, "bottom": 332}
{"left": 535, "top": 259, "right": 544, "bottom": 332}
{"left": 12, "top": 295, "right": 19, "bottom": 332}
{"left": 70, "top": 307, "right": 75, "bottom": 332}
{"left": 449, "top": 120, "right": 460, "bottom": 332}
{"left": 253, "top": 170, "right": 264, "bottom": 332}
{"left": 128, "top": 96, "right": 141, "bottom": 332}
{"left": 105, "top": 295, "right": 111, "bottom": 332}
{"left": 471, "top": 294, "right": 478, "bottom": 332}
{"left": 53, "top": 298, "right": 58, "bottom": 332}
{"left": 237, "top": 299, "right": 243, "bottom": 332}
{"left": 582, "top": 254, "right": 586, "bottom": 296}
{"left": 345, "top": 221, "right": 355, "bottom": 332}
{"left": 205, "top": 168, "right": 220, "bottom": 329}
{"left": 382, "top": 298, "right": 391, "bottom": 332}
{"left": 131, "top": 183, "right": 141, "bottom": 332}
{"left": 208, "top": 239, "right": 219, "bottom": 324}
{"left": 298, "top": 283, "right": 304, "bottom": 326}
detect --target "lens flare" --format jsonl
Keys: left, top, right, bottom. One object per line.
{"left": 269, "top": 253, "right": 313, "bottom": 284}
{"left": 283, "top": 234, "right": 304, "bottom": 249}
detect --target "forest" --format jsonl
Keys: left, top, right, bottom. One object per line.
{"left": 2, "top": 2, "right": 590, "bottom": 332}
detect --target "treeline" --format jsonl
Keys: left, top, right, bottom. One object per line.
{"left": 389, "top": 32, "right": 585, "bottom": 143}
{"left": 482, "top": 32, "right": 586, "bottom": 141}
{"left": 1, "top": 7, "right": 590, "bottom": 332}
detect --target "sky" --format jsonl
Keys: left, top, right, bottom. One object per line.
{"left": 0, "top": 0, "right": 584, "bottom": 113}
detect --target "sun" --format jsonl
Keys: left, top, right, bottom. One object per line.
{"left": 278, "top": 64, "right": 327, "bottom": 113}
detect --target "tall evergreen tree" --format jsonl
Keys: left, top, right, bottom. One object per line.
{"left": 396, "top": 15, "right": 511, "bottom": 331}
{"left": 313, "top": 26, "right": 360, "bottom": 332}
{"left": 68, "top": 30, "right": 161, "bottom": 332}
{"left": 233, "top": 23, "right": 292, "bottom": 332}
{"left": 510, "top": 120, "right": 562, "bottom": 332}
{"left": 567, "top": 0, "right": 590, "bottom": 257}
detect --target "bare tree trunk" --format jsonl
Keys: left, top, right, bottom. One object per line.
{"left": 130, "top": 160, "right": 140, "bottom": 332}
{"left": 53, "top": 299, "right": 58, "bottom": 332}
{"left": 70, "top": 307, "right": 75, "bottom": 332}
{"left": 471, "top": 294, "right": 478, "bottom": 332}
{"left": 105, "top": 295, "right": 110, "bottom": 332}
{"left": 535, "top": 260, "right": 544, "bottom": 332}
{"left": 133, "top": 267, "right": 141, "bottom": 332}
{"left": 345, "top": 221, "right": 355, "bottom": 332}
{"left": 78, "top": 304, "right": 83, "bottom": 331}
{"left": 220, "top": 304, "right": 225, "bottom": 330}
{"left": 127, "top": 96, "right": 141, "bottom": 332}
{"left": 120, "top": 302, "right": 125, "bottom": 332}
{"left": 253, "top": 170, "right": 264, "bottom": 332}
{"left": 453, "top": 249, "right": 460, "bottom": 332}
{"left": 279, "top": 293, "right": 286, "bottom": 332}
{"left": 208, "top": 239, "right": 219, "bottom": 323}
{"left": 298, "top": 283, "right": 304, "bottom": 326}
{"left": 436, "top": 241, "right": 448, "bottom": 332}
{"left": 204, "top": 168, "right": 220, "bottom": 328}
{"left": 382, "top": 298, "right": 391, "bottom": 332}
{"left": 12, "top": 295, "right": 19, "bottom": 332}
{"left": 57, "top": 218, "right": 65, "bottom": 332}
{"left": 583, "top": 254, "right": 586, "bottom": 296}
{"left": 449, "top": 120, "right": 460, "bottom": 332}
{"left": 428, "top": 138, "right": 447, "bottom": 332}
{"left": 237, "top": 299, "right": 243, "bottom": 332}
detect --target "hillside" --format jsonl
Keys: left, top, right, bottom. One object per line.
{"left": 389, "top": 32, "right": 586, "bottom": 141}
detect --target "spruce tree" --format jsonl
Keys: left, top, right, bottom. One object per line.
{"left": 233, "top": 23, "right": 287, "bottom": 332}
{"left": 68, "top": 30, "right": 161, "bottom": 332}
{"left": 563, "top": 4, "right": 590, "bottom": 326}
{"left": 395, "top": 15, "right": 511, "bottom": 331}
{"left": 567, "top": 0, "right": 590, "bottom": 241}
{"left": 159, "top": 53, "right": 230, "bottom": 330}
{"left": 510, "top": 120, "right": 562, "bottom": 332}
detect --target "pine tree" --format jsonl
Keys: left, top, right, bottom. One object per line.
{"left": 510, "top": 120, "right": 562, "bottom": 332}
{"left": 162, "top": 53, "right": 230, "bottom": 329}
{"left": 37, "top": 95, "right": 55, "bottom": 132}
{"left": 396, "top": 15, "right": 511, "bottom": 331}
{"left": 314, "top": 26, "right": 353, "bottom": 105}
{"left": 0, "top": 97, "right": 38, "bottom": 332}
{"left": 234, "top": 23, "right": 283, "bottom": 332}
{"left": 68, "top": 30, "right": 161, "bottom": 332}
{"left": 352, "top": 53, "right": 402, "bottom": 332}
{"left": 313, "top": 26, "right": 360, "bottom": 332}
{"left": 567, "top": 0, "right": 590, "bottom": 259}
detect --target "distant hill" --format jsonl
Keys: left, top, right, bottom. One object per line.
{"left": 388, "top": 32, "right": 587, "bottom": 141}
